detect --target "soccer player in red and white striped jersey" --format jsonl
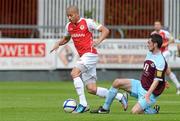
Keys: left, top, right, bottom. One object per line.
{"left": 51, "top": 6, "right": 128, "bottom": 113}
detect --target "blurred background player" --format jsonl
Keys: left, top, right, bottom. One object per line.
{"left": 151, "top": 21, "right": 180, "bottom": 95}
{"left": 50, "top": 6, "right": 128, "bottom": 113}
{"left": 91, "top": 34, "right": 167, "bottom": 114}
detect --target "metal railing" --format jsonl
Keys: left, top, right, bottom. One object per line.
{"left": 38, "top": 0, "right": 104, "bottom": 38}
{"left": 0, "top": 24, "right": 154, "bottom": 38}
{"left": 0, "top": 0, "right": 179, "bottom": 39}
{"left": 107, "top": 25, "right": 154, "bottom": 38}
{"left": 164, "top": 0, "right": 180, "bottom": 39}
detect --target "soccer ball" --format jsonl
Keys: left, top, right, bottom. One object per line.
{"left": 63, "top": 99, "right": 77, "bottom": 113}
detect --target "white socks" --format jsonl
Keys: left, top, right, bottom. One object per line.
{"left": 73, "top": 77, "right": 87, "bottom": 106}
{"left": 96, "top": 87, "right": 123, "bottom": 101}
{"left": 96, "top": 87, "right": 108, "bottom": 97}
{"left": 169, "top": 72, "right": 180, "bottom": 88}
{"left": 73, "top": 77, "right": 124, "bottom": 107}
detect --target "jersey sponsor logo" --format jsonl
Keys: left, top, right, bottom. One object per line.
{"left": 0, "top": 43, "right": 45, "bottom": 57}
{"left": 80, "top": 25, "right": 85, "bottom": 30}
{"left": 71, "top": 33, "right": 85, "bottom": 38}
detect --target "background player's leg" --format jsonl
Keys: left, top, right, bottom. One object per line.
{"left": 166, "top": 68, "right": 180, "bottom": 94}
{"left": 71, "top": 67, "right": 87, "bottom": 107}
{"left": 163, "top": 51, "right": 180, "bottom": 94}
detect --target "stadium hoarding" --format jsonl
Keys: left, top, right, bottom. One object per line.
{"left": 56, "top": 39, "right": 180, "bottom": 69}
{"left": 0, "top": 39, "right": 56, "bottom": 70}
{"left": 0, "top": 39, "right": 179, "bottom": 70}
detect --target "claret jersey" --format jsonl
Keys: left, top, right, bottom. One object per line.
{"left": 64, "top": 18, "right": 102, "bottom": 57}
{"left": 141, "top": 51, "right": 167, "bottom": 96}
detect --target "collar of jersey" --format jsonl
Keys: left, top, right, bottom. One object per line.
{"left": 76, "top": 18, "right": 83, "bottom": 24}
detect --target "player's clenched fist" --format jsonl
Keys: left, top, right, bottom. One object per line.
{"left": 93, "top": 40, "right": 100, "bottom": 47}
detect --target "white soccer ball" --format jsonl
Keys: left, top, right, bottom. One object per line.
{"left": 63, "top": 99, "right": 77, "bottom": 113}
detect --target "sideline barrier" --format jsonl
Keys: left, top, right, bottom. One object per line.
{"left": 0, "top": 39, "right": 180, "bottom": 70}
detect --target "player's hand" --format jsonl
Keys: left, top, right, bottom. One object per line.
{"left": 165, "top": 81, "right": 170, "bottom": 89}
{"left": 50, "top": 42, "right": 60, "bottom": 53}
{"left": 144, "top": 93, "right": 151, "bottom": 104}
{"left": 93, "top": 40, "right": 99, "bottom": 47}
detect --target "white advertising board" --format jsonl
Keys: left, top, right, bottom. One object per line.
{"left": 0, "top": 39, "right": 179, "bottom": 70}
{"left": 0, "top": 39, "right": 56, "bottom": 70}
{"left": 56, "top": 39, "right": 180, "bottom": 69}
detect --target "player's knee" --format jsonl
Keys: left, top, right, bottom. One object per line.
{"left": 131, "top": 107, "right": 143, "bottom": 114}
{"left": 131, "top": 109, "right": 139, "bottom": 114}
{"left": 131, "top": 110, "right": 137, "bottom": 114}
{"left": 70, "top": 71, "right": 76, "bottom": 78}
{"left": 112, "top": 79, "right": 122, "bottom": 88}
{"left": 87, "top": 86, "right": 97, "bottom": 95}
{"left": 71, "top": 69, "right": 81, "bottom": 78}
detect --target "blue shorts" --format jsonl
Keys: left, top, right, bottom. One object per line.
{"left": 130, "top": 79, "right": 157, "bottom": 110}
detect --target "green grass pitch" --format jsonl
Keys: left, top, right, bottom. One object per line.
{"left": 0, "top": 81, "right": 180, "bottom": 121}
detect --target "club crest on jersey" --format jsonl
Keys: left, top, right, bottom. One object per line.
{"left": 80, "top": 25, "right": 84, "bottom": 30}
{"left": 150, "top": 63, "right": 155, "bottom": 68}
{"left": 70, "top": 28, "right": 73, "bottom": 31}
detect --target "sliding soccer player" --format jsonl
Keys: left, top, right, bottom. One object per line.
{"left": 91, "top": 34, "right": 167, "bottom": 114}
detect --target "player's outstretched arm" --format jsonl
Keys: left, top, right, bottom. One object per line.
{"left": 145, "top": 80, "right": 159, "bottom": 103}
{"left": 93, "top": 26, "right": 109, "bottom": 47}
{"left": 50, "top": 36, "right": 71, "bottom": 53}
